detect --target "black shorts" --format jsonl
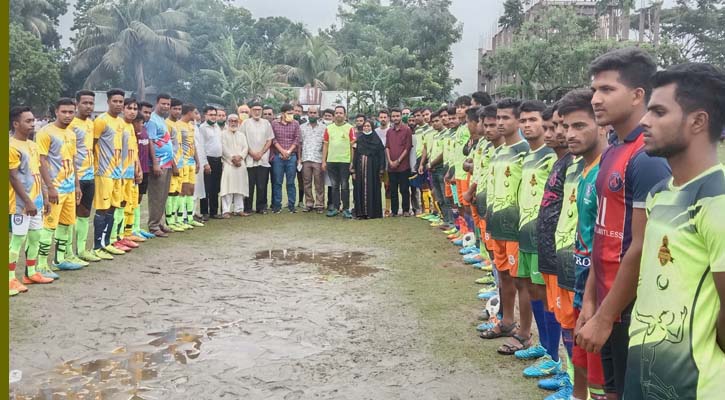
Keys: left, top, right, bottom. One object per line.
{"left": 139, "top": 172, "right": 149, "bottom": 195}
{"left": 78, "top": 179, "right": 94, "bottom": 211}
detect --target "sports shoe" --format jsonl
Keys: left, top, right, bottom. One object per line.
{"left": 478, "top": 285, "right": 497, "bottom": 294}
{"left": 452, "top": 239, "right": 463, "bottom": 247}
{"left": 544, "top": 381, "right": 573, "bottom": 399}
{"left": 430, "top": 220, "right": 445, "bottom": 227}
{"left": 472, "top": 262, "right": 493, "bottom": 272}
{"left": 54, "top": 261, "right": 84, "bottom": 271}
{"left": 94, "top": 248, "right": 114, "bottom": 260}
{"left": 104, "top": 244, "right": 126, "bottom": 255}
{"left": 326, "top": 209, "right": 339, "bottom": 217}
{"left": 181, "top": 223, "right": 195, "bottom": 230}
{"left": 37, "top": 266, "right": 60, "bottom": 280}
{"left": 23, "top": 271, "right": 55, "bottom": 284}
{"left": 477, "top": 289, "right": 498, "bottom": 301}
{"left": 112, "top": 241, "right": 132, "bottom": 252}
{"left": 169, "top": 224, "right": 185, "bottom": 232}
{"left": 138, "top": 230, "right": 156, "bottom": 239}
{"left": 188, "top": 220, "right": 204, "bottom": 227}
{"left": 463, "top": 254, "right": 484, "bottom": 263}
{"left": 9, "top": 289, "right": 19, "bottom": 296}
{"left": 118, "top": 238, "right": 139, "bottom": 249}
{"left": 443, "top": 227, "right": 457, "bottom": 234}
{"left": 538, "top": 372, "right": 571, "bottom": 391}
{"left": 79, "top": 251, "right": 102, "bottom": 262}
{"left": 515, "top": 344, "right": 548, "bottom": 360}
{"left": 476, "top": 321, "right": 496, "bottom": 332}
{"left": 447, "top": 232, "right": 460, "bottom": 240}
{"left": 459, "top": 246, "right": 478, "bottom": 255}
{"left": 342, "top": 210, "right": 353, "bottom": 219}
{"left": 9, "top": 278, "right": 28, "bottom": 293}
{"left": 127, "top": 234, "right": 146, "bottom": 242}
{"left": 65, "top": 256, "right": 90, "bottom": 267}
{"left": 475, "top": 275, "right": 495, "bottom": 285}
{"left": 523, "top": 355, "right": 561, "bottom": 377}
{"left": 416, "top": 212, "right": 430, "bottom": 219}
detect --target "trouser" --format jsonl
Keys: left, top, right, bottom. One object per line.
{"left": 410, "top": 157, "right": 421, "bottom": 212}
{"left": 389, "top": 170, "right": 411, "bottom": 214}
{"left": 201, "top": 156, "right": 222, "bottom": 216}
{"left": 221, "top": 193, "right": 245, "bottom": 214}
{"left": 431, "top": 167, "right": 451, "bottom": 222}
{"left": 302, "top": 161, "right": 324, "bottom": 209}
{"left": 147, "top": 168, "right": 171, "bottom": 231}
{"left": 297, "top": 170, "right": 304, "bottom": 205}
{"left": 601, "top": 305, "right": 633, "bottom": 396}
{"left": 271, "top": 153, "right": 298, "bottom": 210}
{"left": 244, "top": 166, "right": 269, "bottom": 213}
{"left": 327, "top": 162, "right": 350, "bottom": 211}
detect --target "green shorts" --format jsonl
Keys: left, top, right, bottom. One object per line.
{"left": 518, "top": 251, "right": 544, "bottom": 285}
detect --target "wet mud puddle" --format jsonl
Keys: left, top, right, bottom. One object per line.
{"left": 253, "top": 248, "right": 379, "bottom": 278}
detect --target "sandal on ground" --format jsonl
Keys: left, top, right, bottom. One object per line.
{"left": 221, "top": 213, "right": 231, "bottom": 219}
{"left": 479, "top": 321, "right": 517, "bottom": 340}
{"left": 497, "top": 334, "right": 532, "bottom": 355}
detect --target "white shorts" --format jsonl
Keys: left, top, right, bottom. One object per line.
{"left": 10, "top": 213, "right": 43, "bottom": 236}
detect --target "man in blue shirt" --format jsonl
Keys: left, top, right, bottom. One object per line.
{"left": 145, "top": 93, "right": 174, "bottom": 237}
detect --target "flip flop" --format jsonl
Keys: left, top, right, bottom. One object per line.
{"left": 479, "top": 321, "right": 517, "bottom": 339}
{"left": 497, "top": 334, "right": 532, "bottom": 355}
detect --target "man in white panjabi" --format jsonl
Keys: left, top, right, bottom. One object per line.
{"left": 220, "top": 114, "right": 249, "bottom": 217}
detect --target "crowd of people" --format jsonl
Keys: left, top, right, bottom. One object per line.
{"left": 8, "top": 46, "right": 725, "bottom": 399}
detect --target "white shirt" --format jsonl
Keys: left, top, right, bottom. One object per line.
{"left": 241, "top": 118, "right": 275, "bottom": 168}
{"left": 200, "top": 122, "right": 222, "bottom": 157}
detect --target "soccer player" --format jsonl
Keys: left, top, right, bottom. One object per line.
{"left": 425, "top": 111, "right": 449, "bottom": 226}
{"left": 118, "top": 98, "right": 143, "bottom": 246}
{"left": 36, "top": 98, "right": 84, "bottom": 275}
{"left": 93, "top": 88, "right": 127, "bottom": 258}
{"left": 576, "top": 48, "right": 671, "bottom": 397}
{"left": 9, "top": 106, "right": 53, "bottom": 294}
{"left": 131, "top": 101, "right": 156, "bottom": 239}
{"left": 479, "top": 99, "right": 530, "bottom": 353}
{"left": 178, "top": 103, "right": 203, "bottom": 227}
{"left": 449, "top": 96, "right": 473, "bottom": 239}
{"left": 69, "top": 90, "right": 100, "bottom": 263}
{"left": 623, "top": 62, "right": 725, "bottom": 399}
{"left": 513, "top": 100, "right": 557, "bottom": 372}
{"left": 166, "top": 98, "right": 186, "bottom": 231}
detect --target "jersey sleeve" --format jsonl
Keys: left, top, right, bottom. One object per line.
{"left": 9, "top": 147, "right": 20, "bottom": 170}
{"left": 145, "top": 119, "right": 158, "bottom": 141}
{"left": 35, "top": 131, "right": 50, "bottom": 156}
{"left": 699, "top": 195, "right": 725, "bottom": 273}
{"left": 93, "top": 118, "right": 106, "bottom": 140}
{"left": 627, "top": 151, "right": 672, "bottom": 208}
{"left": 349, "top": 128, "right": 356, "bottom": 142}
{"left": 323, "top": 129, "right": 329, "bottom": 143}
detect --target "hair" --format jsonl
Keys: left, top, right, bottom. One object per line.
{"left": 389, "top": 107, "right": 402, "bottom": 115}
{"left": 651, "top": 62, "right": 725, "bottom": 142}
{"left": 106, "top": 88, "right": 125, "bottom": 99}
{"left": 139, "top": 101, "right": 153, "bottom": 110}
{"left": 170, "top": 98, "right": 183, "bottom": 108}
{"left": 263, "top": 105, "right": 274, "bottom": 112}
{"left": 334, "top": 105, "right": 346, "bottom": 114}
{"left": 542, "top": 106, "right": 555, "bottom": 121}
{"left": 378, "top": 109, "right": 389, "bottom": 117}
{"left": 412, "top": 107, "right": 422, "bottom": 115}
{"left": 557, "top": 89, "right": 595, "bottom": 118}
{"left": 518, "top": 100, "right": 547, "bottom": 115}
{"left": 446, "top": 106, "right": 457, "bottom": 116}
{"left": 55, "top": 97, "right": 76, "bottom": 109}
{"left": 75, "top": 90, "right": 95, "bottom": 102}
{"left": 202, "top": 105, "right": 216, "bottom": 114}
{"left": 182, "top": 103, "right": 197, "bottom": 115}
{"left": 454, "top": 95, "right": 472, "bottom": 107}
{"left": 465, "top": 106, "right": 481, "bottom": 123}
{"left": 481, "top": 104, "right": 498, "bottom": 119}
{"left": 355, "top": 113, "right": 366, "bottom": 120}
{"left": 10, "top": 106, "right": 32, "bottom": 124}
{"left": 293, "top": 104, "right": 303, "bottom": 110}
{"left": 362, "top": 120, "right": 373, "bottom": 128}
{"left": 323, "top": 108, "right": 334, "bottom": 116}
{"left": 551, "top": 101, "right": 559, "bottom": 114}
{"left": 133, "top": 114, "right": 145, "bottom": 123}
{"left": 471, "top": 91, "right": 492, "bottom": 106}
{"left": 123, "top": 97, "right": 137, "bottom": 107}
{"left": 496, "top": 98, "right": 522, "bottom": 118}
{"left": 589, "top": 47, "right": 657, "bottom": 99}
{"left": 430, "top": 111, "right": 441, "bottom": 120}
{"left": 248, "top": 101, "right": 262, "bottom": 109}
{"left": 436, "top": 107, "right": 448, "bottom": 115}
{"left": 280, "top": 103, "right": 294, "bottom": 113}
{"left": 156, "top": 93, "right": 171, "bottom": 103}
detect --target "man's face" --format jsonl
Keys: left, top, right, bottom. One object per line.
{"left": 217, "top": 109, "right": 226, "bottom": 121}
{"left": 293, "top": 106, "right": 303, "bottom": 116}
{"left": 13, "top": 111, "right": 35, "bottom": 135}
{"left": 334, "top": 108, "right": 345, "bottom": 123}
{"left": 123, "top": 102, "right": 138, "bottom": 122}
{"left": 170, "top": 105, "right": 182, "bottom": 120}
{"left": 591, "top": 70, "right": 642, "bottom": 127}
{"left": 282, "top": 110, "right": 294, "bottom": 123}
{"left": 640, "top": 83, "right": 689, "bottom": 158}
{"left": 484, "top": 117, "right": 500, "bottom": 142}
{"left": 141, "top": 106, "right": 152, "bottom": 122}
{"left": 263, "top": 109, "right": 274, "bottom": 121}
{"left": 132, "top": 120, "right": 144, "bottom": 134}
{"left": 307, "top": 107, "right": 319, "bottom": 119}
{"left": 431, "top": 116, "right": 442, "bottom": 131}
{"left": 323, "top": 112, "right": 334, "bottom": 122}
{"left": 422, "top": 109, "right": 431, "bottom": 124}
{"left": 563, "top": 110, "right": 600, "bottom": 156}
{"left": 205, "top": 109, "right": 217, "bottom": 123}
{"left": 77, "top": 95, "right": 95, "bottom": 118}
{"left": 542, "top": 118, "right": 556, "bottom": 147}
{"left": 466, "top": 117, "right": 479, "bottom": 136}
{"left": 237, "top": 105, "right": 250, "bottom": 119}
{"left": 251, "top": 105, "right": 263, "bottom": 120}
{"left": 108, "top": 95, "right": 124, "bottom": 115}
{"left": 156, "top": 98, "right": 171, "bottom": 117}
{"left": 440, "top": 111, "right": 449, "bottom": 127}
{"left": 227, "top": 115, "right": 240, "bottom": 130}
{"left": 414, "top": 112, "right": 423, "bottom": 125}
{"left": 402, "top": 108, "right": 411, "bottom": 117}
{"left": 378, "top": 113, "right": 389, "bottom": 126}
{"left": 519, "top": 111, "right": 544, "bottom": 142}
{"left": 193, "top": 109, "right": 201, "bottom": 122}
{"left": 391, "top": 111, "right": 402, "bottom": 125}
{"left": 355, "top": 116, "right": 365, "bottom": 128}
{"left": 496, "top": 108, "right": 518, "bottom": 138}
{"left": 455, "top": 105, "right": 467, "bottom": 121}
{"left": 55, "top": 104, "right": 76, "bottom": 126}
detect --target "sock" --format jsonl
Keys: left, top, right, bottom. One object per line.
{"left": 133, "top": 206, "right": 142, "bottom": 233}
{"left": 94, "top": 213, "right": 106, "bottom": 249}
{"left": 544, "top": 311, "right": 561, "bottom": 362}
{"left": 421, "top": 188, "right": 432, "bottom": 213}
{"left": 26, "top": 230, "right": 40, "bottom": 276}
{"left": 530, "top": 300, "right": 547, "bottom": 347}
{"left": 166, "top": 196, "right": 175, "bottom": 225}
{"left": 76, "top": 217, "right": 90, "bottom": 254}
{"left": 175, "top": 196, "right": 184, "bottom": 223}
{"left": 9, "top": 234, "right": 25, "bottom": 280}
{"left": 473, "top": 227, "right": 481, "bottom": 247}
{"left": 103, "top": 211, "right": 115, "bottom": 246}
{"left": 562, "top": 328, "right": 574, "bottom": 359}
{"left": 124, "top": 206, "right": 135, "bottom": 237}
{"left": 54, "top": 224, "right": 71, "bottom": 263}
{"left": 110, "top": 208, "right": 125, "bottom": 242}
{"left": 38, "top": 228, "right": 54, "bottom": 268}
{"left": 566, "top": 352, "right": 575, "bottom": 382}
{"left": 64, "top": 224, "right": 76, "bottom": 259}
{"left": 185, "top": 196, "right": 195, "bottom": 222}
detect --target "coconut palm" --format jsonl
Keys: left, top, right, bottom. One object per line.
{"left": 10, "top": 0, "right": 57, "bottom": 43}
{"left": 283, "top": 35, "right": 341, "bottom": 89}
{"left": 72, "top": 0, "right": 191, "bottom": 100}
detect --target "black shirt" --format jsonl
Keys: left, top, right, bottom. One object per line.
{"left": 536, "top": 153, "right": 573, "bottom": 275}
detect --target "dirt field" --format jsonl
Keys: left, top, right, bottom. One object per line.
{"left": 10, "top": 213, "right": 544, "bottom": 399}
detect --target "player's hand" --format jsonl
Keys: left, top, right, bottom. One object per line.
{"left": 321, "top": 161, "right": 327, "bottom": 172}
{"left": 575, "top": 314, "right": 612, "bottom": 353}
{"left": 575, "top": 300, "right": 594, "bottom": 337}
{"left": 153, "top": 165, "right": 162, "bottom": 177}
{"left": 75, "top": 189, "right": 82, "bottom": 205}
{"left": 48, "top": 187, "right": 59, "bottom": 204}
{"left": 418, "top": 166, "right": 424, "bottom": 175}
{"left": 25, "top": 202, "right": 38, "bottom": 217}
{"left": 462, "top": 191, "right": 472, "bottom": 203}
{"left": 195, "top": 164, "right": 200, "bottom": 174}
{"left": 172, "top": 166, "right": 180, "bottom": 176}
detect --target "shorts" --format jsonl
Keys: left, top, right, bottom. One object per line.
{"left": 471, "top": 202, "right": 481, "bottom": 229}
{"left": 572, "top": 308, "right": 608, "bottom": 388}
{"left": 518, "top": 251, "right": 544, "bottom": 285}
{"left": 543, "top": 273, "right": 558, "bottom": 312}
{"left": 491, "top": 239, "right": 519, "bottom": 274}
{"left": 44, "top": 192, "right": 76, "bottom": 229}
{"left": 183, "top": 165, "right": 196, "bottom": 185}
{"left": 455, "top": 179, "right": 469, "bottom": 206}
{"left": 94, "top": 176, "right": 123, "bottom": 209}
{"left": 483, "top": 230, "right": 495, "bottom": 252}
{"left": 554, "top": 286, "right": 576, "bottom": 329}
{"left": 10, "top": 213, "right": 43, "bottom": 235}
{"left": 78, "top": 179, "right": 94, "bottom": 211}
{"left": 444, "top": 176, "right": 452, "bottom": 197}
{"left": 123, "top": 179, "right": 139, "bottom": 208}
{"left": 139, "top": 172, "right": 149, "bottom": 195}
{"left": 169, "top": 174, "right": 182, "bottom": 194}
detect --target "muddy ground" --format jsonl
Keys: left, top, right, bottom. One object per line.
{"left": 10, "top": 214, "right": 539, "bottom": 400}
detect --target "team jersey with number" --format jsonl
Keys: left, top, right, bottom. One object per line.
{"left": 484, "top": 145, "right": 504, "bottom": 228}
{"left": 537, "top": 153, "right": 573, "bottom": 275}
{"left": 35, "top": 123, "right": 76, "bottom": 193}
{"left": 121, "top": 121, "right": 138, "bottom": 179}
{"left": 9, "top": 137, "right": 43, "bottom": 214}
{"left": 69, "top": 116, "right": 94, "bottom": 181}
{"left": 453, "top": 125, "right": 471, "bottom": 180}
{"left": 573, "top": 158, "right": 600, "bottom": 308}
{"left": 555, "top": 157, "right": 584, "bottom": 291}
{"left": 518, "top": 145, "right": 556, "bottom": 252}
{"left": 94, "top": 112, "right": 124, "bottom": 178}
{"left": 180, "top": 120, "right": 196, "bottom": 166}
{"left": 489, "top": 140, "right": 530, "bottom": 240}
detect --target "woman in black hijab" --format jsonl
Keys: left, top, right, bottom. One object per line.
{"left": 351, "top": 120, "right": 385, "bottom": 219}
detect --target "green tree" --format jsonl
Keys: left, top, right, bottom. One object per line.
{"left": 660, "top": 0, "right": 725, "bottom": 67}
{"left": 71, "top": 0, "right": 192, "bottom": 100}
{"left": 498, "top": 0, "right": 524, "bottom": 30}
{"left": 10, "top": 0, "right": 68, "bottom": 47}
{"left": 10, "top": 23, "right": 62, "bottom": 113}
{"left": 283, "top": 34, "right": 341, "bottom": 89}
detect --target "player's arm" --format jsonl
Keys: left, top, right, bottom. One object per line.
{"left": 9, "top": 168, "right": 37, "bottom": 216}
{"left": 430, "top": 153, "right": 443, "bottom": 168}
{"left": 714, "top": 273, "right": 725, "bottom": 351}
{"left": 576, "top": 258, "right": 599, "bottom": 336}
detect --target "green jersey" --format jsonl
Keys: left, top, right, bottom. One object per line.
{"left": 414, "top": 123, "right": 433, "bottom": 159}
{"left": 489, "top": 140, "right": 530, "bottom": 240}
{"left": 554, "top": 157, "right": 584, "bottom": 291}
{"left": 573, "top": 158, "right": 600, "bottom": 309}
{"left": 441, "top": 128, "right": 457, "bottom": 167}
{"left": 484, "top": 145, "right": 504, "bottom": 229}
{"left": 428, "top": 128, "right": 447, "bottom": 166}
{"left": 468, "top": 139, "right": 486, "bottom": 187}
{"left": 453, "top": 125, "right": 471, "bottom": 180}
{"left": 624, "top": 165, "right": 725, "bottom": 400}
{"left": 518, "top": 145, "right": 556, "bottom": 252}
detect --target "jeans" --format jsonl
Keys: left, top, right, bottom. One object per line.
{"left": 302, "top": 161, "right": 324, "bottom": 209}
{"left": 327, "top": 162, "right": 350, "bottom": 210}
{"left": 431, "top": 167, "right": 451, "bottom": 222}
{"left": 244, "top": 166, "right": 269, "bottom": 213}
{"left": 389, "top": 170, "right": 411, "bottom": 215}
{"left": 271, "top": 153, "right": 297, "bottom": 210}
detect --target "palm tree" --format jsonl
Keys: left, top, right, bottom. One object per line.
{"left": 10, "top": 0, "right": 56, "bottom": 43}
{"left": 241, "top": 59, "right": 289, "bottom": 100}
{"left": 72, "top": 0, "right": 191, "bottom": 100}
{"left": 284, "top": 35, "right": 341, "bottom": 89}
